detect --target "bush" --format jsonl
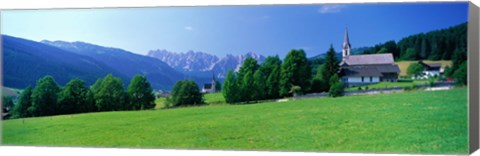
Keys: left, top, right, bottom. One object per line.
{"left": 329, "top": 82, "right": 344, "bottom": 97}
{"left": 170, "top": 80, "right": 205, "bottom": 107}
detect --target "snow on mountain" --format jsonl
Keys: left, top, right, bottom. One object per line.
{"left": 147, "top": 50, "right": 266, "bottom": 78}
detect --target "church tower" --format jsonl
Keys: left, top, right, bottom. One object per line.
{"left": 342, "top": 27, "right": 351, "bottom": 59}
{"left": 211, "top": 72, "right": 216, "bottom": 92}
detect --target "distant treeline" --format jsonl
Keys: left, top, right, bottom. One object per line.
{"left": 7, "top": 74, "right": 156, "bottom": 119}
{"left": 362, "top": 22, "right": 467, "bottom": 61}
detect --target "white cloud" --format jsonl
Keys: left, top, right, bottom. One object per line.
{"left": 184, "top": 26, "right": 193, "bottom": 31}
{"left": 318, "top": 5, "right": 345, "bottom": 14}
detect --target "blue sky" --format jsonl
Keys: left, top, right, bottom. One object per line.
{"left": 1, "top": 2, "right": 468, "bottom": 58}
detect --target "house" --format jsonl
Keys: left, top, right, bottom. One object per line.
{"left": 339, "top": 28, "right": 401, "bottom": 87}
{"left": 201, "top": 74, "right": 217, "bottom": 93}
{"left": 417, "top": 60, "right": 442, "bottom": 79}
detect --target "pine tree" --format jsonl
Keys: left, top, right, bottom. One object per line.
{"left": 323, "top": 45, "right": 340, "bottom": 91}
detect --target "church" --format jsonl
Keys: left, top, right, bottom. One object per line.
{"left": 339, "top": 28, "right": 401, "bottom": 87}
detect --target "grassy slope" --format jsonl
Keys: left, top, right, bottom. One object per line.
{"left": 396, "top": 60, "right": 452, "bottom": 76}
{"left": 2, "top": 88, "right": 467, "bottom": 154}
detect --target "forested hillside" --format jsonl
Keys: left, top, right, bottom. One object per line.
{"left": 362, "top": 22, "right": 467, "bottom": 61}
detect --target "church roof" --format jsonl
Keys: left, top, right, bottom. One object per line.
{"left": 341, "top": 53, "right": 395, "bottom": 65}
{"left": 341, "top": 64, "right": 400, "bottom": 77}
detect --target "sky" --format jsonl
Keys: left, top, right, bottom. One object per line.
{"left": 1, "top": 2, "right": 468, "bottom": 58}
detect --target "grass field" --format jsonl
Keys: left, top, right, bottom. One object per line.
{"left": 155, "top": 93, "right": 226, "bottom": 109}
{"left": 344, "top": 80, "right": 430, "bottom": 91}
{"left": 396, "top": 60, "right": 452, "bottom": 77}
{"left": 2, "top": 88, "right": 467, "bottom": 154}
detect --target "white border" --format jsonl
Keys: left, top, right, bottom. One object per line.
{"left": 0, "top": 0, "right": 477, "bottom": 156}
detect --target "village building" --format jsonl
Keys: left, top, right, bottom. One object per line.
{"left": 417, "top": 60, "right": 442, "bottom": 79}
{"left": 201, "top": 74, "right": 217, "bottom": 93}
{"left": 339, "top": 28, "right": 401, "bottom": 87}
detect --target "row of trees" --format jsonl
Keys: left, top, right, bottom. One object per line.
{"left": 10, "top": 74, "right": 156, "bottom": 119}
{"left": 222, "top": 47, "right": 344, "bottom": 104}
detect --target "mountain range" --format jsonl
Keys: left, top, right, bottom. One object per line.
{"left": 147, "top": 50, "right": 266, "bottom": 78}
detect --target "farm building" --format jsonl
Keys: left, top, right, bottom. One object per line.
{"left": 418, "top": 60, "right": 442, "bottom": 79}
{"left": 339, "top": 28, "right": 401, "bottom": 87}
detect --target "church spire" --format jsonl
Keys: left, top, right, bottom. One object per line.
{"left": 342, "top": 27, "right": 351, "bottom": 59}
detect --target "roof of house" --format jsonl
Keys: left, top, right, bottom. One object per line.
{"left": 341, "top": 53, "right": 395, "bottom": 65}
{"left": 341, "top": 64, "right": 400, "bottom": 77}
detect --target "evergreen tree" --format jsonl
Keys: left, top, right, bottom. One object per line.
{"left": 12, "top": 86, "right": 33, "bottom": 118}
{"left": 30, "top": 75, "right": 61, "bottom": 116}
{"left": 279, "top": 49, "right": 311, "bottom": 97}
{"left": 58, "top": 79, "right": 92, "bottom": 114}
{"left": 127, "top": 75, "right": 156, "bottom": 110}
{"left": 323, "top": 45, "right": 340, "bottom": 91}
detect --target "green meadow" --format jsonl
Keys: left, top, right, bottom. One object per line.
{"left": 2, "top": 88, "right": 468, "bottom": 154}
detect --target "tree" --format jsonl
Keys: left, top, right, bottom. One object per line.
{"left": 279, "top": 49, "right": 311, "bottom": 97}
{"left": 169, "top": 80, "right": 204, "bottom": 107}
{"left": 402, "top": 48, "right": 417, "bottom": 60}
{"left": 444, "top": 65, "right": 453, "bottom": 77}
{"left": 222, "top": 70, "right": 239, "bottom": 104}
{"left": 253, "top": 70, "right": 266, "bottom": 101}
{"left": 12, "top": 86, "right": 33, "bottom": 118}
{"left": 322, "top": 45, "right": 340, "bottom": 91}
{"left": 407, "top": 63, "right": 425, "bottom": 78}
{"left": 312, "top": 63, "right": 329, "bottom": 93}
{"left": 94, "top": 74, "right": 127, "bottom": 111}
{"left": 237, "top": 57, "right": 259, "bottom": 102}
{"left": 215, "top": 80, "right": 221, "bottom": 92}
{"left": 328, "top": 74, "right": 344, "bottom": 97}
{"left": 3, "top": 96, "right": 14, "bottom": 119}
{"left": 30, "top": 75, "right": 61, "bottom": 116}
{"left": 266, "top": 65, "right": 281, "bottom": 99}
{"left": 127, "top": 75, "right": 156, "bottom": 110}
{"left": 453, "top": 61, "right": 467, "bottom": 85}
{"left": 242, "top": 70, "right": 255, "bottom": 102}
{"left": 452, "top": 48, "right": 467, "bottom": 72}
{"left": 58, "top": 79, "right": 93, "bottom": 114}
{"left": 261, "top": 55, "right": 282, "bottom": 99}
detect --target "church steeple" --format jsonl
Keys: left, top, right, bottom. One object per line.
{"left": 342, "top": 27, "right": 351, "bottom": 59}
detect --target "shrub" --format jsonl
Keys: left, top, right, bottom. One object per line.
{"left": 329, "top": 82, "right": 344, "bottom": 97}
